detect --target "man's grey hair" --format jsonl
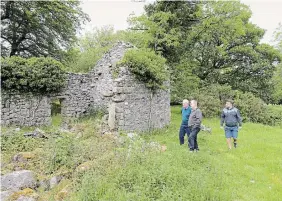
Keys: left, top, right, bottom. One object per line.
{"left": 190, "top": 100, "right": 197, "bottom": 105}
{"left": 182, "top": 99, "right": 189, "bottom": 104}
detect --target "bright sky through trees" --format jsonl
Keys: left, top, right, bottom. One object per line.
{"left": 79, "top": 0, "right": 282, "bottom": 44}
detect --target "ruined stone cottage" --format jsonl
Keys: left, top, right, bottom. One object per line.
{"left": 1, "top": 42, "right": 171, "bottom": 132}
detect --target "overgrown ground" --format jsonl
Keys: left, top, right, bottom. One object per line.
{"left": 1, "top": 106, "right": 282, "bottom": 201}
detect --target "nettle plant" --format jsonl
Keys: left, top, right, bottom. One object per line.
{"left": 118, "top": 48, "right": 169, "bottom": 91}
{"left": 1, "top": 56, "right": 66, "bottom": 94}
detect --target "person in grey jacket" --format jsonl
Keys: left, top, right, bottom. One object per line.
{"left": 220, "top": 100, "right": 242, "bottom": 149}
{"left": 188, "top": 100, "right": 202, "bottom": 152}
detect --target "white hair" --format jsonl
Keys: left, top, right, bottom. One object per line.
{"left": 182, "top": 99, "right": 189, "bottom": 104}
{"left": 191, "top": 100, "right": 198, "bottom": 105}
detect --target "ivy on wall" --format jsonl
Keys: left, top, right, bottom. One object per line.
{"left": 118, "top": 48, "right": 169, "bottom": 91}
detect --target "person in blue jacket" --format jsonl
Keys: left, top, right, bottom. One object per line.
{"left": 179, "top": 99, "right": 192, "bottom": 145}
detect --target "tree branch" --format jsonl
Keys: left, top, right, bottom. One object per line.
{"left": 1, "top": 1, "right": 13, "bottom": 21}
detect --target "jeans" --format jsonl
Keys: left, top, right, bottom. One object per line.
{"left": 225, "top": 126, "right": 238, "bottom": 139}
{"left": 179, "top": 124, "right": 190, "bottom": 145}
{"left": 188, "top": 127, "right": 201, "bottom": 151}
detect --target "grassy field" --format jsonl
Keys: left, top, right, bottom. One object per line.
{"left": 1, "top": 106, "right": 282, "bottom": 201}
{"left": 71, "top": 106, "right": 282, "bottom": 201}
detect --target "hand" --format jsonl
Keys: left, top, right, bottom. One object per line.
{"left": 220, "top": 126, "right": 224, "bottom": 129}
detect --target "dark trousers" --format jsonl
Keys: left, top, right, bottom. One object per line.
{"left": 188, "top": 127, "right": 201, "bottom": 150}
{"left": 179, "top": 124, "right": 190, "bottom": 145}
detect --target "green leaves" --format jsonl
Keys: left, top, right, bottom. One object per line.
{"left": 119, "top": 49, "right": 168, "bottom": 91}
{"left": 1, "top": 56, "right": 66, "bottom": 94}
{"left": 128, "top": 0, "right": 280, "bottom": 102}
{"left": 184, "top": 1, "right": 280, "bottom": 102}
{"left": 273, "top": 23, "right": 282, "bottom": 52}
{"left": 63, "top": 26, "right": 120, "bottom": 73}
{"left": 44, "top": 133, "right": 76, "bottom": 174}
{"left": 127, "top": 1, "right": 199, "bottom": 63}
{"left": 271, "top": 64, "right": 282, "bottom": 104}
{"left": 1, "top": 1, "right": 89, "bottom": 58}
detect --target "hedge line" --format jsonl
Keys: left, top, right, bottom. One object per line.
{"left": 1, "top": 56, "right": 66, "bottom": 94}
{"left": 186, "top": 84, "right": 282, "bottom": 127}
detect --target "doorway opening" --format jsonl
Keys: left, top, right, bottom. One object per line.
{"left": 51, "top": 98, "right": 64, "bottom": 126}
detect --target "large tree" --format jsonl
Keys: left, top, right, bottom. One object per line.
{"left": 272, "top": 64, "right": 282, "bottom": 104}
{"left": 271, "top": 23, "right": 282, "bottom": 104}
{"left": 127, "top": 1, "right": 199, "bottom": 63}
{"left": 184, "top": 1, "right": 281, "bottom": 101}
{"left": 1, "top": 1, "right": 89, "bottom": 59}
{"left": 128, "top": 0, "right": 281, "bottom": 102}
{"left": 125, "top": 1, "right": 200, "bottom": 103}
{"left": 273, "top": 23, "right": 282, "bottom": 52}
{"left": 64, "top": 26, "right": 120, "bottom": 73}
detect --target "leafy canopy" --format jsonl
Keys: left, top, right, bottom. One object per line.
{"left": 63, "top": 26, "right": 120, "bottom": 73}
{"left": 127, "top": 1, "right": 199, "bottom": 63}
{"left": 184, "top": 0, "right": 281, "bottom": 101}
{"left": 1, "top": 1, "right": 89, "bottom": 59}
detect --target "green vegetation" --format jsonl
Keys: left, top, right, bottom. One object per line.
{"left": 119, "top": 48, "right": 169, "bottom": 90}
{"left": 1, "top": 1, "right": 89, "bottom": 59}
{"left": 63, "top": 26, "right": 120, "bottom": 73}
{"left": 271, "top": 63, "right": 282, "bottom": 104}
{"left": 1, "top": 1, "right": 282, "bottom": 199}
{"left": 72, "top": 106, "right": 282, "bottom": 200}
{"left": 1, "top": 106, "right": 281, "bottom": 200}
{"left": 1, "top": 131, "right": 43, "bottom": 154}
{"left": 178, "top": 84, "right": 282, "bottom": 127}
{"left": 2, "top": 1, "right": 281, "bottom": 107}
{"left": 127, "top": 1, "right": 281, "bottom": 103}
{"left": 127, "top": 1, "right": 198, "bottom": 62}
{"left": 185, "top": 1, "right": 281, "bottom": 102}
{"left": 1, "top": 56, "right": 66, "bottom": 94}
{"left": 1, "top": 0, "right": 281, "bottom": 106}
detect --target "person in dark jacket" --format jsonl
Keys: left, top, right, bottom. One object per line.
{"left": 179, "top": 99, "right": 192, "bottom": 145}
{"left": 188, "top": 100, "right": 202, "bottom": 152}
{"left": 220, "top": 100, "right": 242, "bottom": 149}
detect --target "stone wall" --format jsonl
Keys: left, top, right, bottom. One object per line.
{"left": 59, "top": 73, "right": 92, "bottom": 118}
{"left": 110, "top": 67, "right": 170, "bottom": 132}
{"left": 1, "top": 93, "right": 51, "bottom": 126}
{"left": 1, "top": 42, "right": 170, "bottom": 131}
{"left": 59, "top": 42, "right": 131, "bottom": 119}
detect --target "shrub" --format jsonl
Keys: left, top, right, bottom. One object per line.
{"left": 234, "top": 92, "right": 267, "bottom": 123}
{"left": 261, "top": 105, "right": 282, "bottom": 127}
{"left": 202, "top": 84, "right": 239, "bottom": 103}
{"left": 44, "top": 133, "right": 76, "bottom": 174}
{"left": 1, "top": 131, "right": 44, "bottom": 153}
{"left": 271, "top": 63, "right": 282, "bottom": 104}
{"left": 186, "top": 84, "right": 282, "bottom": 126}
{"left": 1, "top": 56, "right": 66, "bottom": 94}
{"left": 185, "top": 84, "right": 237, "bottom": 117}
{"left": 119, "top": 48, "right": 169, "bottom": 91}
{"left": 187, "top": 93, "right": 221, "bottom": 118}
{"left": 170, "top": 62, "right": 200, "bottom": 104}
